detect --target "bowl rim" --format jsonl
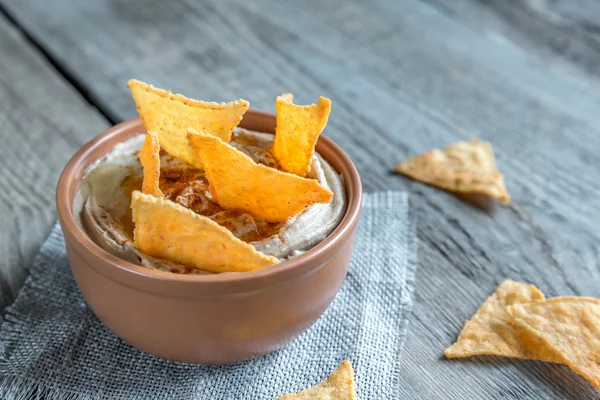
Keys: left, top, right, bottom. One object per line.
{"left": 56, "top": 111, "right": 362, "bottom": 290}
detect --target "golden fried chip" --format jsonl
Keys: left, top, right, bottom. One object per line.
{"left": 127, "top": 79, "right": 249, "bottom": 167}
{"left": 187, "top": 130, "right": 333, "bottom": 222}
{"left": 273, "top": 93, "right": 331, "bottom": 177}
{"left": 131, "top": 191, "right": 278, "bottom": 273}
{"left": 506, "top": 297, "right": 600, "bottom": 390}
{"left": 395, "top": 140, "right": 510, "bottom": 204}
{"left": 139, "top": 131, "right": 164, "bottom": 198}
{"left": 277, "top": 360, "right": 357, "bottom": 400}
{"left": 445, "top": 280, "right": 558, "bottom": 361}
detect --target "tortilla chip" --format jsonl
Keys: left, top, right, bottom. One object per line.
{"left": 273, "top": 94, "right": 331, "bottom": 177}
{"left": 277, "top": 360, "right": 357, "bottom": 400}
{"left": 131, "top": 190, "right": 278, "bottom": 273}
{"left": 445, "top": 280, "right": 558, "bottom": 361}
{"left": 139, "top": 131, "right": 164, "bottom": 198}
{"left": 395, "top": 140, "right": 510, "bottom": 204}
{"left": 127, "top": 79, "right": 249, "bottom": 167}
{"left": 187, "top": 130, "right": 333, "bottom": 222}
{"left": 506, "top": 297, "right": 600, "bottom": 390}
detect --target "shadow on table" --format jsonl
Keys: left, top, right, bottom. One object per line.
{"left": 454, "top": 193, "right": 499, "bottom": 213}
{"left": 440, "top": 355, "right": 599, "bottom": 400}
{"left": 389, "top": 171, "right": 508, "bottom": 213}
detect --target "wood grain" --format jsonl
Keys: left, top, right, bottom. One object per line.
{"left": 425, "top": 0, "right": 600, "bottom": 77}
{"left": 0, "top": 16, "right": 109, "bottom": 323}
{"left": 1, "top": 0, "right": 600, "bottom": 398}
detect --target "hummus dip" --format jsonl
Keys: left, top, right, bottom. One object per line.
{"left": 73, "top": 128, "right": 346, "bottom": 274}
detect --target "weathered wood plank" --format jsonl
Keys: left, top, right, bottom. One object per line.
{"left": 0, "top": 16, "right": 109, "bottom": 323}
{"left": 1, "top": 0, "right": 600, "bottom": 398}
{"left": 424, "top": 0, "right": 600, "bottom": 77}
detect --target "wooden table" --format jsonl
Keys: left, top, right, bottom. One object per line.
{"left": 1, "top": 0, "right": 599, "bottom": 398}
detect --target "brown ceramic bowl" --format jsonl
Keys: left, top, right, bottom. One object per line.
{"left": 56, "top": 110, "right": 362, "bottom": 364}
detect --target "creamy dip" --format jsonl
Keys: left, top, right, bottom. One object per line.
{"left": 73, "top": 128, "right": 346, "bottom": 274}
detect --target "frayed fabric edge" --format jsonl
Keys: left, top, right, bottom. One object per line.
{"left": 0, "top": 375, "right": 97, "bottom": 400}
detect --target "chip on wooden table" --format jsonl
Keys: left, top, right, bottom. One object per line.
{"left": 127, "top": 79, "right": 249, "bottom": 168}
{"left": 273, "top": 93, "right": 331, "bottom": 177}
{"left": 131, "top": 191, "right": 278, "bottom": 273}
{"left": 395, "top": 139, "right": 510, "bottom": 204}
{"left": 187, "top": 129, "right": 333, "bottom": 222}
{"left": 445, "top": 280, "right": 558, "bottom": 362}
{"left": 277, "top": 360, "right": 357, "bottom": 400}
{"left": 139, "top": 131, "right": 164, "bottom": 198}
{"left": 506, "top": 297, "right": 600, "bottom": 390}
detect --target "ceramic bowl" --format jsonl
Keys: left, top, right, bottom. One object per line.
{"left": 56, "top": 110, "right": 362, "bottom": 364}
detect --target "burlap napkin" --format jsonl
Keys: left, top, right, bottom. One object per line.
{"left": 0, "top": 192, "right": 416, "bottom": 400}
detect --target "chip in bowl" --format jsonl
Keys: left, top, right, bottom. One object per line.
{"left": 187, "top": 129, "right": 333, "bottom": 222}
{"left": 139, "top": 131, "right": 163, "bottom": 198}
{"left": 127, "top": 79, "right": 249, "bottom": 168}
{"left": 131, "top": 190, "right": 279, "bottom": 273}
{"left": 273, "top": 93, "right": 331, "bottom": 177}
{"left": 77, "top": 80, "right": 344, "bottom": 275}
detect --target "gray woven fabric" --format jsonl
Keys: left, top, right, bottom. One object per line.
{"left": 0, "top": 191, "right": 416, "bottom": 400}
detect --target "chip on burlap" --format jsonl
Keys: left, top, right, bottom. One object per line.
{"left": 445, "top": 280, "right": 558, "bottom": 362}
{"left": 277, "top": 360, "right": 357, "bottom": 400}
{"left": 395, "top": 139, "right": 510, "bottom": 204}
{"left": 506, "top": 297, "right": 600, "bottom": 390}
